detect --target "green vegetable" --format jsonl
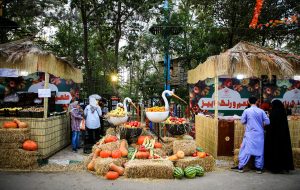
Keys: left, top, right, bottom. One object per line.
{"left": 194, "top": 165, "right": 205, "bottom": 176}
{"left": 173, "top": 167, "right": 184, "bottom": 179}
{"left": 184, "top": 166, "right": 197, "bottom": 179}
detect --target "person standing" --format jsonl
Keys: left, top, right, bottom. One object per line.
{"left": 84, "top": 97, "right": 102, "bottom": 153}
{"left": 231, "top": 96, "right": 270, "bottom": 174}
{"left": 264, "top": 99, "right": 294, "bottom": 173}
{"left": 70, "top": 101, "right": 83, "bottom": 152}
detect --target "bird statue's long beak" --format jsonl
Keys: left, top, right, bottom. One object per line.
{"left": 172, "top": 94, "right": 187, "bottom": 104}
{"left": 130, "top": 102, "right": 138, "bottom": 110}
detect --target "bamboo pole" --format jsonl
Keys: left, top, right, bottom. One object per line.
{"left": 43, "top": 73, "right": 49, "bottom": 118}
{"left": 214, "top": 76, "right": 218, "bottom": 121}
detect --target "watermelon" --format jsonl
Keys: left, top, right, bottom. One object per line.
{"left": 194, "top": 165, "right": 205, "bottom": 176}
{"left": 184, "top": 166, "right": 197, "bottom": 179}
{"left": 173, "top": 167, "right": 184, "bottom": 179}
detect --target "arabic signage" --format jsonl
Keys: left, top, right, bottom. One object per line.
{"left": 276, "top": 88, "right": 300, "bottom": 107}
{"left": 198, "top": 87, "right": 248, "bottom": 110}
{"left": 55, "top": 92, "right": 72, "bottom": 104}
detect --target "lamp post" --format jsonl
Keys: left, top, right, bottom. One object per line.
{"left": 149, "top": 0, "right": 183, "bottom": 91}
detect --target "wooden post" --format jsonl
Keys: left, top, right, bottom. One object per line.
{"left": 140, "top": 104, "right": 144, "bottom": 124}
{"left": 0, "top": 1, "right": 3, "bottom": 17}
{"left": 43, "top": 73, "right": 49, "bottom": 118}
{"left": 214, "top": 76, "right": 218, "bottom": 121}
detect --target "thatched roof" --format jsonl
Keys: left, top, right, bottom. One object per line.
{"left": 188, "top": 41, "right": 300, "bottom": 83}
{"left": 0, "top": 38, "right": 83, "bottom": 83}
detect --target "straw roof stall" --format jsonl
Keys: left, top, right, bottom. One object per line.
{"left": 188, "top": 41, "right": 300, "bottom": 83}
{"left": 0, "top": 38, "right": 83, "bottom": 83}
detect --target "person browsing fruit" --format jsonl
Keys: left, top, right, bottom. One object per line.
{"left": 231, "top": 96, "right": 270, "bottom": 174}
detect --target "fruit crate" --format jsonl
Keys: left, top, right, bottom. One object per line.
{"left": 19, "top": 111, "right": 32, "bottom": 118}
{"left": 31, "top": 111, "right": 44, "bottom": 118}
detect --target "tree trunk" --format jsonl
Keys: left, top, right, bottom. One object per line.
{"left": 80, "top": 0, "right": 92, "bottom": 94}
{"left": 114, "top": 1, "right": 122, "bottom": 73}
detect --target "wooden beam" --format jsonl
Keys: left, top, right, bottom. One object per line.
{"left": 43, "top": 73, "right": 49, "bottom": 118}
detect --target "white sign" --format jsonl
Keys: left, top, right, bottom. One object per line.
{"left": 28, "top": 82, "right": 58, "bottom": 93}
{"left": 198, "top": 87, "right": 248, "bottom": 110}
{"left": 55, "top": 92, "right": 72, "bottom": 104}
{"left": 38, "top": 89, "right": 51, "bottom": 98}
{"left": 274, "top": 88, "right": 300, "bottom": 107}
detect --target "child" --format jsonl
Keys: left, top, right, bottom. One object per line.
{"left": 70, "top": 101, "right": 83, "bottom": 152}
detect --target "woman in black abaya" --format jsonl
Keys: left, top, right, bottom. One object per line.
{"left": 264, "top": 100, "right": 294, "bottom": 173}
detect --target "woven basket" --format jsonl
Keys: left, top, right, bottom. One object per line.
{"left": 165, "top": 123, "right": 191, "bottom": 136}
{"left": 119, "top": 126, "right": 142, "bottom": 144}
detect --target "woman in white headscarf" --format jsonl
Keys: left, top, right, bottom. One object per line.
{"left": 83, "top": 97, "right": 102, "bottom": 153}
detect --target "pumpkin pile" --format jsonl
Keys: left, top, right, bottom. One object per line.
{"left": 2, "top": 118, "right": 28, "bottom": 129}
{"left": 192, "top": 147, "right": 209, "bottom": 158}
{"left": 85, "top": 132, "right": 213, "bottom": 180}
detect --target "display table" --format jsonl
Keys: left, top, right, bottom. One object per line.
{"left": 0, "top": 114, "right": 70, "bottom": 158}
{"left": 195, "top": 115, "right": 300, "bottom": 158}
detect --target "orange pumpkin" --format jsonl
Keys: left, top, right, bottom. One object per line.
{"left": 154, "top": 142, "right": 162, "bottom": 148}
{"left": 105, "top": 171, "right": 119, "bottom": 180}
{"left": 111, "top": 150, "right": 122, "bottom": 158}
{"left": 3, "top": 121, "right": 18, "bottom": 128}
{"left": 137, "top": 136, "right": 152, "bottom": 145}
{"left": 104, "top": 136, "right": 118, "bottom": 143}
{"left": 87, "top": 161, "right": 95, "bottom": 171}
{"left": 100, "top": 150, "right": 112, "bottom": 158}
{"left": 197, "top": 152, "right": 206, "bottom": 158}
{"left": 23, "top": 140, "right": 38, "bottom": 151}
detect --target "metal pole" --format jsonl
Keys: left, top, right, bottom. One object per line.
{"left": 164, "top": 0, "right": 170, "bottom": 91}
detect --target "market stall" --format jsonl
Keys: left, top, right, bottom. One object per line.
{"left": 188, "top": 41, "right": 300, "bottom": 158}
{"left": 0, "top": 39, "right": 83, "bottom": 159}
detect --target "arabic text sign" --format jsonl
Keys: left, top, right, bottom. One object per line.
{"left": 276, "top": 88, "right": 300, "bottom": 107}
{"left": 38, "top": 89, "right": 51, "bottom": 98}
{"left": 198, "top": 87, "right": 248, "bottom": 110}
{"left": 55, "top": 92, "right": 72, "bottom": 104}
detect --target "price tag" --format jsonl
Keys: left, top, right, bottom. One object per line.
{"left": 38, "top": 89, "right": 51, "bottom": 98}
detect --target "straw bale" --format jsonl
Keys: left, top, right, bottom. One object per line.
{"left": 173, "top": 140, "right": 196, "bottom": 156}
{"left": 293, "top": 148, "right": 300, "bottom": 168}
{"left": 174, "top": 156, "right": 215, "bottom": 172}
{"left": 83, "top": 154, "right": 93, "bottom": 168}
{"left": 0, "top": 142, "right": 22, "bottom": 149}
{"left": 94, "top": 157, "right": 123, "bottom": 176}
{"left": 154, "top": 148, "right": 166, "bottom": 157}
{"left": 106, "top": 128, "right": 116, "bottom": 136}
{"left": 0, "top": 128, "right": 30, "bottom": 143}
{"left": 124, "top": 159, "right": 174, "bottom": 179}
{"left": 162, "top": 137, "right": 176, "bottom": 156}
{"left": 0, "top": 148, "right": 39, "bottom": 169}
{"left": 98, "top": 141, "right": 120, "bottom": 152}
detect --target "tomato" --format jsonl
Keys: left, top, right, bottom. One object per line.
{"left": 192, "top": 152, "right": 198, "bottom": 157}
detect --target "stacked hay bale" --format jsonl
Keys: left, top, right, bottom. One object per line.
{"left": 292, "top": 148, "right": 300, "bottom": 168}
{"left": 124, "top": 159, "right": 174, "bottom": 179}
{"left": 174, "top": 156, "right": 215, "bottom": 172}
{"left": 0, "top": 128, "right": 39, "bottom": 169}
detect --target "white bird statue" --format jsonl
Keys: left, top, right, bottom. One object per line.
{"left": 162, "top": 90, "right": 187, "bottom": 111}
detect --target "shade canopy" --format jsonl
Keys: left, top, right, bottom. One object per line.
{"left": 188, "top": 41, "right": 300, "bottom": 83}
{"left": 0, "top": 38, "right": 83, "bottom": 83}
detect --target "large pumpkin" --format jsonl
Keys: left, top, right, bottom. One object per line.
{"left": 23, "top": 140, "right": 38, "bottom": 151}
{"left": 3, "top": 121, "right": 18, "bottom": 128}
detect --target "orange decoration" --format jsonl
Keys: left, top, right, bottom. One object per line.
{"left": 249, "top": 0, "right": 264, "bottom": 28}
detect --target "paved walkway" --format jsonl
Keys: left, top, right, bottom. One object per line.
{"left": 1, "top": 169, "right": 300, "bottom": 190}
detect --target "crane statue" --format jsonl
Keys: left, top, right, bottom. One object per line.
{"left": 146, "top": 90, "right": 186, "bottom": 123}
